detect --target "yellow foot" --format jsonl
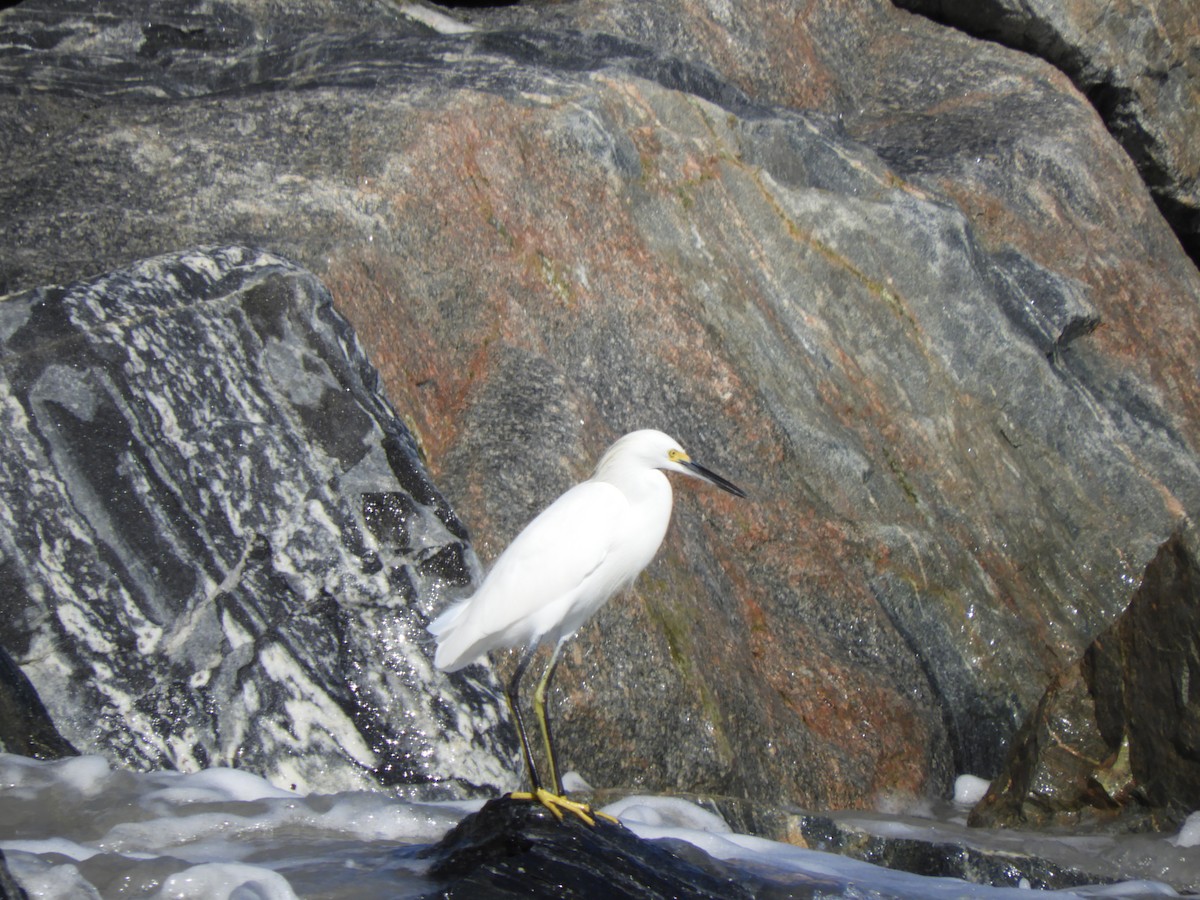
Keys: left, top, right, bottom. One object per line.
{"left": 508, "top": 787, "right": 619, "bottom": 826}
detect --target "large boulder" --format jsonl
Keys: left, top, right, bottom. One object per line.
{"left": 1, "top": 0, "right": 1198, "bottom": 815}
{"left": 0, "top": 245, "right": 511, "bottom": 796}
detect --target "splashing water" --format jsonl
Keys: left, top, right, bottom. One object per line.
{"left": 1, "top": 754, "right": 1196, "bottom": 899}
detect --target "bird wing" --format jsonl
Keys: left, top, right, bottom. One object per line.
{"left": 455, "top": 479, "right": 628, "bottom": 644}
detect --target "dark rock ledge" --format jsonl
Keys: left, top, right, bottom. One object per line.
{"left": 419, "top": 797, "right": 763, "bottom": 900}
{"left": 416, "top": 793, "right": 1141, "bottom": 898}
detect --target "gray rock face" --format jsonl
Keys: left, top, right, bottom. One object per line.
{"left": 1, "top": 0, "right": 1199, "bottom": 818}
{"left": 0, "top": 245, "right": 511, "bottom": 796}
{"left": 893, "top": 0, "right": 1200, "bottom": 263}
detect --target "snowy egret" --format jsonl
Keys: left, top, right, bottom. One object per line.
{"left": 429, "top": 429, "right": 745, "bottom": 824}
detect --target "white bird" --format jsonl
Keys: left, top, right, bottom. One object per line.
{"left": 429, "top": 429, "right": 745, "bottom": 824}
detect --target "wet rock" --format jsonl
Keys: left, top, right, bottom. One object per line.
{"left": 0, "top": 850, "right": 28, "bottom": 900}
{"left": 421, "top": 796, "right": 1143, "bottom": 897}
{"left": 0, "top": 245, "right": 511, "bottom": 796}
{"left": 420, "top": 796, "right": 762, "bottom": 900}
{"left": 793, "top": 813, "right": 1115, "bottom": 892}
{"left": 968, "top": 665, "right": 1124, "bottom": 829}
{"left": 971, "top": 531, "right": 1200, "bottom": 829}
{"left": 0, "top": 643, "right": 76, "bottom": 760}
{"left": 1, "top": 0, "right": 1199, "bottom": 813}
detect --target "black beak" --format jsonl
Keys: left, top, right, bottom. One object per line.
{"left": 683, "top": 460, "right": 747, "bottom": 498}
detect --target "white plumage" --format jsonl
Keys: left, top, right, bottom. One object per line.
{"left": 428, "top": 428, "right": 745, "bottom": 823}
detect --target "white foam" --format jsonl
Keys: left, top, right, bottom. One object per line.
{"left": 4, "top": 753, "right": 114, "bottom": 796}
{"left": 1, "top": 854, "right": 102, "bottom": 900}
{"left": 561, "top": 770, "right": 592, "bottom": 792}
{"left": 141, "top": 766, "right": 297, "bottom": 805}
{"left": 0, "top": 837, "right": 102, "bottom": 862}
{"left": 1077, "top": 881, "right": 1180, "bottom": 896}
{"left": 603, "top": 795, "right": 731, "bottom": 833}
{"left": 150, "top": 862, "right": 298, "bottom": 900}
{"left": 390, "top": 1, "right": 477, "bottom": 34}
{"left": 1169, "top": 811, "right": 1200, "bottom": 848}
{"left": 954, "top": 773, "right": 991, "bottom": 807}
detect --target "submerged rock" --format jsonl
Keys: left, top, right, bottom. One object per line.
{"left": 0, "top": 245, "right": 511, "bottom": 796}
{"left": 793, "top": 813, "right": 1115, "bottom": 892}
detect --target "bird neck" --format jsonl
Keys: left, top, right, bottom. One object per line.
{"left": 592, "top": 465, "right": 673, "bottom": 507}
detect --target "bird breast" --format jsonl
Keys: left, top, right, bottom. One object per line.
{"left": 548, "top": 471, "right": 674, "bottom": 637}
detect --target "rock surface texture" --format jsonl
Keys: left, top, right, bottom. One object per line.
{"left": 894, "top": 0, "right": 1200, "bottom": 264}
{"left": 0, "top": 245, "right": 510, "bottom": 796}
{"left": 1, "top": 0, "right": 1199, "bottom": 821}
{"left": 971, "top": 533, "right": 1200, "bottom": 828}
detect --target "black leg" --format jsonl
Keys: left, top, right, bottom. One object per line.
{"left": 505, "top": 640, "right": 615, "bottom": 827}
{"left": 505, "top": 644, "right": 542, "bottom": 792}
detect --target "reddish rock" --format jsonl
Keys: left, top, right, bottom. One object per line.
{"left": 1, "top": 0, "right": 1198, "bottom": 815}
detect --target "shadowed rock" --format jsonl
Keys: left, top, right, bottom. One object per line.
{"left": 0, "top": 644, "right": 75, "bottom": 760}
{"left": 971, "top": 532, "right": 1200, "bottom": 830}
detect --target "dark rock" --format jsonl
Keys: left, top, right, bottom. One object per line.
{"left": 968, "top": 664, "right": 1124, "bottom": 829}
{"left": 794, "top": 813, "right": 1116, "bottom": 891}
{"left": 421, "top": 796, "right": 1152, "bottom": 897}
{"left": 0, "top": 643, "right": 76, "bottom": 759}
{"left": 419, "top": 796, "right": 763, "bottom": 900}
{"left": 0, "top": 245, "right": 512, "bottom": 796}
{"left": 971, "top": 531, "right": 1200, "bottom": 829}
{"left": 1, "top": 0, "right": 1199, "bottom": 816}
{"left": 986, "top": 249, "right": 1100, "bottom": 359}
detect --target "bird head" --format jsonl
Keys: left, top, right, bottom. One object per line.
{"left": 598, "top": 430, "right": 747, "bottom": 498}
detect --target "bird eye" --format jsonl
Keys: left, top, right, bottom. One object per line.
{"left": 667, "top": 448, "right": 688, "bottom": 463}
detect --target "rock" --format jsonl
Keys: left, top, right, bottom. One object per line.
{"left": 968, "top": 665, "right": 1124, "bottom": 829}
{"left": 971, "top": 531, "right": 1200, "bottom": 829}
{"left": 420, "top": 796, "right": 762, "bottom": 900}
{"left": 422, "top": 796, "right": 1149, "bottom": 897}
{"left": 0, "top": 850, "right": 28, "bottom": 900}
{"left": 892, "top": 0, "right": 1200, "bottom": 264}
{"left": 0, "top": 643, "right": 75, "bottom": 760}
{"left": 1, "top": 0, "right": 1199, "bottom": 816}
{"left": 792, "top": 813, "right": 1116, "bottom": 892}
{"left": 0, "top": 245, "right": 511, "bottom": 796}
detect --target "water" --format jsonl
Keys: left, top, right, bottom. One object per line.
{"left": 1, "top": 753, "right": 1196, "bottom": 899}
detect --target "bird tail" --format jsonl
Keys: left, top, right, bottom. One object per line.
{"left": 428, "top": 599, "right": 467, "bottom": 637}
{"left": 428, "top": 599, "right": 478, "bottom": 672}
